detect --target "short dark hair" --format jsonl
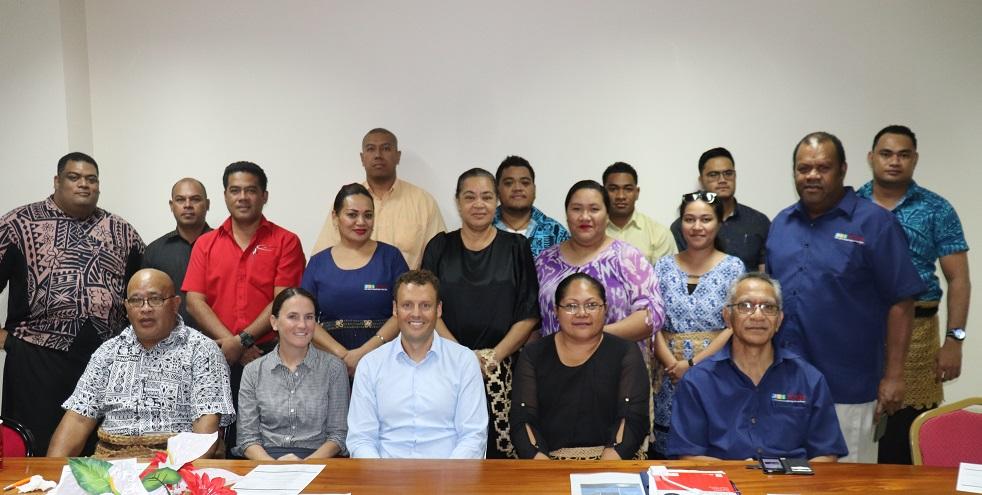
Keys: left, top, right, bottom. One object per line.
{"left": 393, "top": 269, "right": 441, "bottom": 302}
{"left": 601, "top": 162, "right": 638, "bottom": 185}
{"left": 271, "top": 287, "right": 319, "bottom": 318}
{"left": 564, "top": 179, "right": 611, "bottom": 211}
{"left": 793, "top": 132, "right": 846, "bottom": 167}
{"left": 678, "top": 191, "right": 727, "bottom": 252}
{"left": 698, "top": 147, "right": 734, "bottom": 174}
{"left": 495, "top": 156, "right": 535, "bottom": 184}
{"left": 223, "top": 161, "right": 268, "bottom": 191}
{"left": 555, "top": 272, "right": 606, "bottom": 305}
{"left": 872, "top": 125, "right": 917, "bottom": 150}
{"left": 57, "top": 152, "right": 98, "bottom": 175}
{"left": 364, "top": 128, "right": 398, "bottom": 148}
{"left": 455, "top": 167, "right": 496, "bottom": 199}
{"left": 333, "top": 183, "right": 373, "bottom": 215}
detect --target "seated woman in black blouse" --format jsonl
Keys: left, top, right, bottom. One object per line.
{"left": 510, "top": 272, "right": 650, "bottom": 460}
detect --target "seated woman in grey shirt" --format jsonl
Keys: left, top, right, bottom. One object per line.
{"left": 235, "top": 288, "right": 350, "bottom": 460}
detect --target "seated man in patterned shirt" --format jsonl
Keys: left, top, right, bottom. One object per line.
{"left": 48, "top": 269, "right": 235, "bottom": 458}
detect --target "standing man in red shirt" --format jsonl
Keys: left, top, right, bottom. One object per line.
{"left": 183, "top": 161, "right": 306, "bottom": 453}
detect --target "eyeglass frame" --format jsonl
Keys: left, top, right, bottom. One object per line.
{"left": 124, "top": 295, "right": 178, "bottom": 308}
{"left": 682, "top": 191, "right": 718, "bottom": 203}
{"left": 703, "top": 169, "right": 736, "bottom": 181}
{"left": 556, "top": 302, "right": 606, "bottom": 315}
{"left": 726, "top": 301, "right": 781, "bottom": 317}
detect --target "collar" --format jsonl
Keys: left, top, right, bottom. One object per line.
{"left": 857, "top": 180, "right": 922, "bottom": 208}
{"left": 395, "top": 331, "right": 442, "bottom": 363}
{"left": 494, "top": 206, "right": 543, "bottom": 233}
{"left": 608, "top": 210, "right": 642, "bottom": 231}
{"left": 791, "top": 186, "right": 858, "bottom": 220}
{"left": 364, "top": 178, "right": 402, "bottom": 200}
{"left": 44, "top": 195, "right": 104, "bottom": 223}
{"left": 218, "top": 216, "right": 270, "bottom": 236}
{"left": 268, "top": 344, "right": 318, "bottom": 372}
{"left": 162, "top": 225, "right": 213, "bottom": 244}
{"left": 120, "top": 316, "right": 189, "bottom": 351}
{"left": 709, "top": 341, "right": 790, "bottom": 368}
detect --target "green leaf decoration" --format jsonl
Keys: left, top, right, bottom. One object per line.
{"left": 141, "top": 468, "right": 182, "bottom": 490}
{"left": 68, "top": 457, "right": 113, "bottom": 495}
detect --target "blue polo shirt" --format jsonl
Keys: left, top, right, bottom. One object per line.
{"left": 856, "top": 181, "right": 969, "bottom": 302}
{"left": 667, "top": 344, "right": 847, "bottom": 460}
{"left": 765, "top": 187, "right": 925, "bottom": 404}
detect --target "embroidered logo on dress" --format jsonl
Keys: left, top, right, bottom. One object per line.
{"left": 363, "top": 284, "right": 390, "bottom": 292}
{"left": 833, "top": 232, "right": 865, "bottom": 245}
{"left": 771, "top": 393, "right": 807, "bottom": 405}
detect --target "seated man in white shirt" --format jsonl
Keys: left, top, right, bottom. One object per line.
{"left": 346, "top": 269, "right": 488, "bottom": 458}
{"left": 48, "top": 269, "right": 235, "bottom": 458}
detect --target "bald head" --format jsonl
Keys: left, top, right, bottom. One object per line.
{"left": 171, "top": 177, "right": 207, "bottom": 197}
{"left": 126, "top": 269, "right": 180, "bottom": 348}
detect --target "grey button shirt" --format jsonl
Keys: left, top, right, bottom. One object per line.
{"left": 235, "top": 345, "right": 349, "bottom": 456}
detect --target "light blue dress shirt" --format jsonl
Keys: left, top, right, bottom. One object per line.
{"left": 346, "top": 333, "right": 488, "bottom": 459}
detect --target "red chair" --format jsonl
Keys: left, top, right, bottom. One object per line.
{"left": 910, "top": 397, "right": 982, "bottom": 467}
{"left": 1, "top": 416, "right": 37, "bottom": 457}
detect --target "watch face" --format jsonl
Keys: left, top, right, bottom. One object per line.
{"left": 949, "top": 328, "right": 966, "bottom": 340}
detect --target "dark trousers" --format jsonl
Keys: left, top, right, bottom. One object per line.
{"left": 2, "top": 327, "right": 101, "bottom": 456}
{"left": 878, "top": 405, "right": 933, "bottom": 465}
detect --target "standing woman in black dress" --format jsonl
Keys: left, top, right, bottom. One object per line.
{"left": 421, "top": 167, "right": 540, "bottom": 458}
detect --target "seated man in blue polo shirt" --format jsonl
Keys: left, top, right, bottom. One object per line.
{"left": 667, "top": 273, "right": 847, "bottom": 461}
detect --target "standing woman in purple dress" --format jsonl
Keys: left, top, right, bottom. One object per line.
{"left": 535, "top": 180, "right": 665, "bottom": 454}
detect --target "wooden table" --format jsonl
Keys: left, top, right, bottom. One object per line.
{"left": 0, "top": 457, "right": 960, "bottom": 494}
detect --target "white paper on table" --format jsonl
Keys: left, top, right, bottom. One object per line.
{"left": 569, "top": 472, "right": 645, "bottom": 495}
{"left": 957, "top": 462, "right": 982, "bottom": 494}
{"left": 233, "top": 464, "right": 326, "bottom": 495}
{"left": 164, "top": 431, "right": 219, "bottom": 468}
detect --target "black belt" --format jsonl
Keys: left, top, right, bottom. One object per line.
{"left": 322, "top": 319, "right": 387, "bottom": 331}
{"left": 914, "top": 305, "right": 939, "bottom": 318}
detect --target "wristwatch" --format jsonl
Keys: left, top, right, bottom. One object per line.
{"left": 946, "top": 328, "right": 966, "bottom": 342}
{"left": 239, "top": 332, "right": 256, "bottom": 348}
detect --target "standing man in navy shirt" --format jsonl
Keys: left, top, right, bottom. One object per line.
{"left": 766, "top": 131, "right": 925, "bottom": 463}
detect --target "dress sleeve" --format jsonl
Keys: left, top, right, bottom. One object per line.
{"left": 62, "top": 345, "right": 113, "bottom": 419}
{"left": 509, "top": 345, "right": 550, "bottom": 458}
{"left": 611, "top": 342, "right": 650, "bottom": 459}
{"left": 511, "top": 236, "right": 540, "bottom": 324}
{"left": 420, "top": 232, "right": 446, "bottom": 276}
{"left": 933, "top": 201, "right": 969, "bottom": 256}
{"left": 194, "top": 338, "right": 236, "bottom": 427}
{"left": 666, "top": 372, "right": 710, "bottom": 458}
{"left": 182, "top": 238, "right": 208, "bottom": 294}
{"left": 346, "top": 356, "right": 382, "bottom": 458}
{"left": 805, "top": 373, "right": 849, "bottom": 459}
{"left": 619, "top": 243, "right": 665, "bottom": 334}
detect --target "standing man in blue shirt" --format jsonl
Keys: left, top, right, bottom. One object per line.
{"left": 766, "top": 131, "right": 925, "bottom": 463}
{"left": 493, "top": 155, "right": 569, "bottom": 258}
{"left": 346, "top": 269, "right": 488, "bottom": 458}
{"left": 668, "top": 272, "right": 847, "bottom": 461}
{"left": 857, "top": 125, "right": 971, "bottom": 464}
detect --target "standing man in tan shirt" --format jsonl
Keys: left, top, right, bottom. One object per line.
{"left": 312, "top": 128, "right": 445, "bottom": 268}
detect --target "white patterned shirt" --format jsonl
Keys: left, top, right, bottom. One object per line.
{"left": 63, "top": 318, "right": 235, "bottom": 435}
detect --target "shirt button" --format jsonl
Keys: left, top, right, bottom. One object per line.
{"left": 290, "top": 390, "right": 295, "bottom": 394}
{"left": 751, "top": 417, "right": 757, "bottom": 424}
{"left": 624, "top": 398, "right": 630, "bottom": 402}
{"left": 757, "top": 448, "right": 763, "bottom": 454}
{"left": 290, "top": 409, "right": 295, "bottom": 413}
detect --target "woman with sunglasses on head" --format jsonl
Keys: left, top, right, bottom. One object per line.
{"left": 236, "top": 288, "right": 349, "bottom": 460}
{"left": 650, "top": 190, "right": 745, "bottom": 458}
{"left": 511, "top": 273, "right": 650, "bottom": 460}
{"left": 421, "top": 168, "right": 540, "bottom": 459}
{"left": 301, "top": 184, "right": 409, "bottom": 376}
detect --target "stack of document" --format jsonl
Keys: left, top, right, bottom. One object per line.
{"left": 569, "top": 467, "right": 738, "bottom": 495}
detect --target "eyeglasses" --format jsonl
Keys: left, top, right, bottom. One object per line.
{"left": 704, "top": 170, "right": 735, "bottom": 181}
{"left": 125, "top": 295, "right": 177, "bottom": 308}
{"left": 557, "top": 302, "right": 606, "bottom": 314}
{"left": 682, "top": 191, "right": 718, "bottom": 203}
{"left": 727, "top": 301, "right": 781, "bottom": 316}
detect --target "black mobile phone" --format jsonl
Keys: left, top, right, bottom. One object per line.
{"left": 758, "top": 456, "right": 815, "bottom": 475}
{"left": 759, "top": 456, "right": 785, "bottom": 474}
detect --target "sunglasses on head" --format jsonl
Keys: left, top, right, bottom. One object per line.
{"left": 682, "top": 191, "right": 718, "bottom": 203}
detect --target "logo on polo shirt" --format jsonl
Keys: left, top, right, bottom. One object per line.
{"left": 363, "top": 284, "right": 390, "bottom": 292}
{"left": 771, "top": 393, "right": 807, "bottom": 405}
{"left": 833, "top": 232, "right": 865, "bottom": 245}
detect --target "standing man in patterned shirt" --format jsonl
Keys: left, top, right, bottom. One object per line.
{"left": 856, "top": 125, "right": 971, "bottom": 464}
{"left": 492, "top": 155, "right": 569, "bottom": 258}
{"left": 0, "top": 152, "right": 145, "bottom": 454}
{"left": 48, "top": 269, "right": 234, "bottom": 458}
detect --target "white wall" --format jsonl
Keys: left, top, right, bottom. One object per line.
{"left": 1, "top": 0, "right": 979, "bottom": 401}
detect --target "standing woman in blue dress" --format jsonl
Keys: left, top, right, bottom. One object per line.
{"left": 651, "top": 191, "right": 745, "bottom": 458}
{"left": 302, "top": 183, "right": 409, "bottom": 375}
